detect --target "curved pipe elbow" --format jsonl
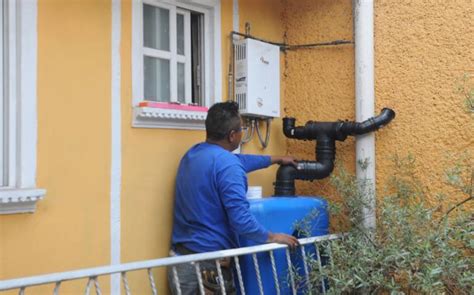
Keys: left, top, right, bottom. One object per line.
{"left": 374, "top": 108, "right": 396, "bottom": 128}
{"left": 282, "top": 117, "right": 307, "bottom": 139}
{"left": 274, "top": 160, "right": 336, "bottom": 196}
{"left": 296, "top": 160, "right": 334, "bottom": 180}
{"left": 282, "top": 117, "right": 296, "bottom": 138}
{"left": 342, "top": 108, "right": 396, "bottom": 135}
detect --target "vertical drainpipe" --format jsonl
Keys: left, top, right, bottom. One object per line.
{"left": 354, "top": 0, "right": 376, "bottom": 230}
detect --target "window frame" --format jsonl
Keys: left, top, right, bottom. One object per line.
{"left": 142, "top": 4, "right": 191, "bottom": 103}
{"left": 0, "top": 0, "right": 5, "bottom": 187}
{"left": 0, "top": 0, "right": 46, "bottom": 214}
{"left": 132, "top": 0, "right": 222, "bottom": 130}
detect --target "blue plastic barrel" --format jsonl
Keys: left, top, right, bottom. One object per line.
{"left": 238, "top": 196, "right": 329, "bottom": 294}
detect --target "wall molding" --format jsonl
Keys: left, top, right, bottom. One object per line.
{"left": 110, "top": 0, "right": 122, "bottom": 294}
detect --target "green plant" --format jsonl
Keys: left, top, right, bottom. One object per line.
{"left": 302, "top": 156, "right": 473, "bottom": 294}
{"left": 456, "top": 73, "right": 474, "bottom": 114}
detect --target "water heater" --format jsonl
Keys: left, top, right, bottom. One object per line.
{"left": 234, "top": 38, "right": 280, "bottom": 118}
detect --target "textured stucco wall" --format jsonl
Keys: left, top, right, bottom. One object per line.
{"left": 374, "top": 0, "right": 473, "bottom": 208}
{"left": 282, "top": 0, "right": 355, "bottom": 230}
{"left": 283, "top": 0, "right": 473, "bottom": 231}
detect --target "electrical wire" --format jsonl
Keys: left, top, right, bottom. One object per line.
{"left": 255, "top": 118, "right": 272, "bottom": 149}
{"left": 240, "top": 119, "right": 255, "bottom": 144}
{"left": 231, "top": 31, "right": 353, "bottom": 51}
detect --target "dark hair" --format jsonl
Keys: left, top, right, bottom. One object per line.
{"left": 205, "top": 101, "right": 241, "bottom": 140}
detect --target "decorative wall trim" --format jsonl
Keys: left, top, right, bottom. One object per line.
{"left": 110, "top": 0, "right": 122, "bottom": 294}
{"left": 0, "top": 189, "right": 46, "bottom": 214}
{"left": 133, "top": 107, "right": 207, "bottom": 129}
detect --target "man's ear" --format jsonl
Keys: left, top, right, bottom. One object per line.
{"left": 227, "top": 130, "right": 235, "bottom": 143}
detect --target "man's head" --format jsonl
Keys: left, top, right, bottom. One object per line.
{"left": 205, "top": 101, "right": 242, "bottom": 150}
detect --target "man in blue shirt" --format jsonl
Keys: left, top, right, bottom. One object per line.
{"left": 168, "top": 102, "right": 298, "bottom": 294}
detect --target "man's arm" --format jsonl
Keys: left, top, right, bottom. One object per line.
{"left": 236, "top": 154, "right": 297, "bottom": 173}
{"left": 217, "top": 163, "right": 269, "bottom": 243}
{"left": 217, "top": 160, "right": 300, "bottom": 248}
{"left": 270, "top": 156, "right": 298, "bottom": 167}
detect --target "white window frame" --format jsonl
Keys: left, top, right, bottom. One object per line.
{"left": 132, "top": 0, "right": 222, "bottom": 130}
{"left": 0, "top": 0, "right": 45, "bottom": 214}
{"left": 142, "top": 3, "right": 191, "bottom": 103}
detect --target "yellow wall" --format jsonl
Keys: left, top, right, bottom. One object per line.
{"left": 374, "top": 0, "right": 473, "bottom": 208}
{"left": 0, "top": 0, "right": 112, "bottom": 293}
{"left": 0, "top": 0, "right": 287, "bottom": 293}
{"left": 282, "top": 0, "right": 473, "bottom": 231}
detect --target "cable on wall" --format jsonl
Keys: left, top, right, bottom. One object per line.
{"left": 255, "top": 118, "right": 272, "bottom": 149}
{"left": 240, "top": 119, "right": 255, "bottom": 144}
{"left": 231, "top": 31, "right": 353, "bottom": 51}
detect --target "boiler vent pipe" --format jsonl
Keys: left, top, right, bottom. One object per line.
{"left": 354, "top": 0, "right": 376, "bottom": 230}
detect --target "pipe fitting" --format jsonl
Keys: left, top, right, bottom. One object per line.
{"left": 274, "top": 108, "right": 396, "bottom": 196}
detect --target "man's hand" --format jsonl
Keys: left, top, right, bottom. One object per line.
{"left": 271, "top": 156, "right": 298, "bottom": 167}
{"left": 266, "top": 232, "right": 300, "bottom": 250}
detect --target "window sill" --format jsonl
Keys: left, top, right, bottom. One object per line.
{"left": 132, "top": 102, "right": 208, "bottom": 130}
{"left": 0, "top": 188, "right": 46, "bottom": 215}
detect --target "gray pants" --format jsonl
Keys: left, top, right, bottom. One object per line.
{"left": 167, "top": 253, "right": 236, "bottom": 295}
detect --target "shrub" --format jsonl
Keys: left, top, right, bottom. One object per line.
{"left": 304, "top": 155, "right": 473, "bottom": 294}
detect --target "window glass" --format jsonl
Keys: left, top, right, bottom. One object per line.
{"left": 176, "top": 13, "right": 184, "bottom": 55}
{"left": 140, "top": 4, "right": 204, "bottom": 106}
{"left": 177, "top": 62, "right": 185, "bottom": 103}
{"left": 191, "top": 12, "right": 203, "bottom": 105}
{"left": 143, "top": 4, "right": 169, "bottom": 51}
{"left": 144, "top": 56, "right": 170, "bottom": 102}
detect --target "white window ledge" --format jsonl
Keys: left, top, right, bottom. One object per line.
{"left": 0, "top": 188, "right": 46, "bottom": 214}
{"left": 133, "top": 106, "right": 207, "bottom": 130}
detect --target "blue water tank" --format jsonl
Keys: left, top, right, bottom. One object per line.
{"left": 238, "top": 196, "right": 329, "bottom": 294}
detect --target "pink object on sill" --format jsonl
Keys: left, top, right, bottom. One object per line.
{"left": 139, "top": 101, "right": 208, "bottom": 112}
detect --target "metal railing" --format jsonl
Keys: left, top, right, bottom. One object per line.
{"left": 0, "top": 233, "right": 343, "bottom": 295}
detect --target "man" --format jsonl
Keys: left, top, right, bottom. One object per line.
{"left": 168, "top": 101, "right": 299, "bottom": 294}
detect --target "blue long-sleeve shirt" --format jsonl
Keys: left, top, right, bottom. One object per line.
{"left": 171, "top": 142, "right": 272, "bottom": 253}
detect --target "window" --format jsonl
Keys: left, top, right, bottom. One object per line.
{"left": 132, "top": 0, "right": 221, "bottom": 129}
{"left": 0, "top": 0, "right": 4, "bottom": 188}
{"left": 0, "top": 0, "right": 45, "bottom": 214}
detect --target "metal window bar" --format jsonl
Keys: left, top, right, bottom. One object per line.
{"left": 215, "top": 260, "right": 227, "bottom": 295}
{"left": 285, "top": 248, "right": 297, "bottom": 295}
{"left": 233, "top": 255, "right": 246, "bottom": 295}
{"left": 252, "top": 253, "right": 264, "bottom": 295}
{"left": 300, "top": 246, "right": 312, "bottom": 294}
{"left": 314, "top": 242, "right": 326, "bottom": 294}
{"left": 121, "top": 272, "right": 131, "bottom": 295}
{"left": 53, "top": 281, "right": 61, "bottom": 295}
{"left": 268, "top": 250, "right": 280, "bottom": 295}
{"left": 0, "top": 234, "right": 343, "bottom": 294}
{"left": 193, "top": 262, "right": 205, "bottom": 295}
{"left": 146, "top": 268, "right": 157, "bottom": 295}
{"left": 171, "top": 266, "right": 181, "bottom": 295}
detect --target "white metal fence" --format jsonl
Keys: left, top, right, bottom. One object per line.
{"left": 0, "top": 234, "right": 343, "bottom": 295}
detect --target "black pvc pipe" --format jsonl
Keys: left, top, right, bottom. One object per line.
{"left": 274, "top": 165, "right": 297, "bottom": 196}
{"left": 274, "top": 108, "right": 395, "bottom": 196}
{"left": 340, "top": 108, "right": 396, "bottom": 135}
